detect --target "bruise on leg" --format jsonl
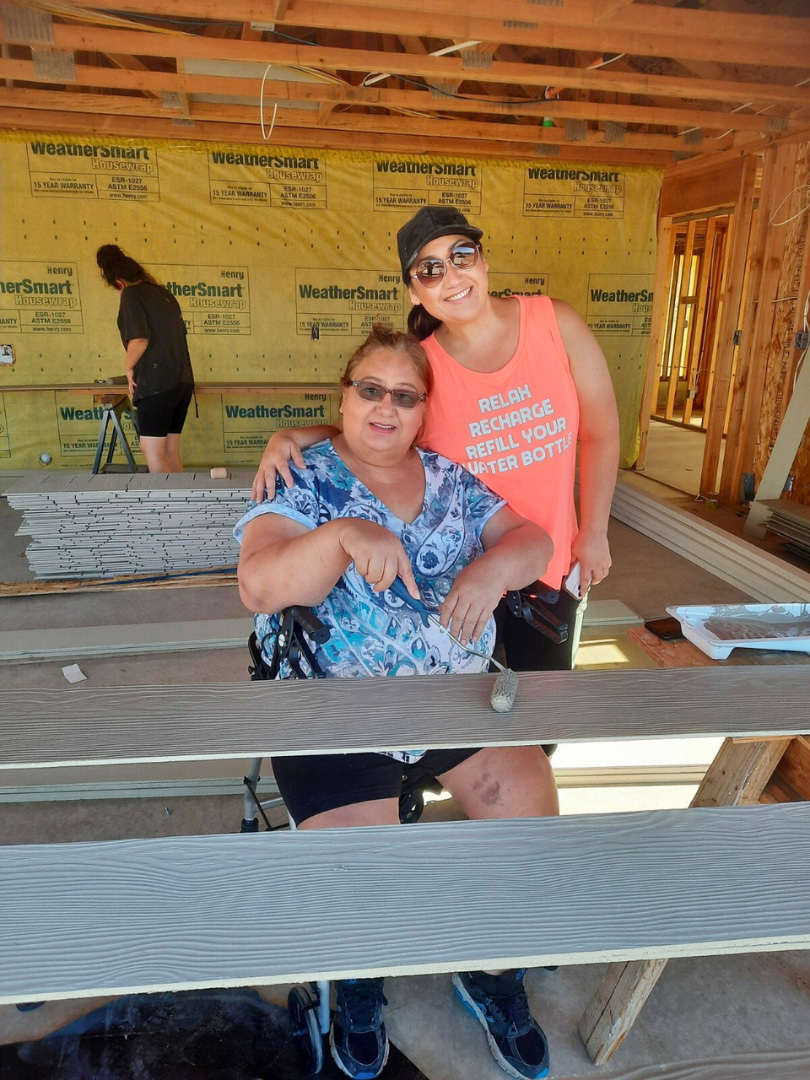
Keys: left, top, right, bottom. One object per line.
{"left": 479, "top": 779, "right": 502, "bottom": 806}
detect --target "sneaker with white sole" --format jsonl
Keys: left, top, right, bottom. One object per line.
{"left": 330, "top": 977, "right": 389, "bottom": 1079}
{"left": 452, "top": 969, "right": 549, "bottom": 1079}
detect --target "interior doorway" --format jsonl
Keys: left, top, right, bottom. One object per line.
{"left": 652, "top": 214, "right": 731, "bottom": 431}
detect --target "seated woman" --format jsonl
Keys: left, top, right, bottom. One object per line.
{"left": 235, "top": 324, "right": 556, "bottom": 1080}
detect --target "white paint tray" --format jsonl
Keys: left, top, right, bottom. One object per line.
{"left": 666, "top": 603, "right": 810, "bottom": 660}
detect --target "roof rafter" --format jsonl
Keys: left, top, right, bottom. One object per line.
{"left": 0, "top": 57, "right": 795, "bottom": 137}
{"left": 4, "top": 23, "right": 808, "bottom": 111}
{"left": 71, "top": 0, "right": 810, "bottom": 69}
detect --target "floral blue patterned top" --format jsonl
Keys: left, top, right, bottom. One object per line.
{"left": 234, "top": 440, "right": 506, "bottom": 763}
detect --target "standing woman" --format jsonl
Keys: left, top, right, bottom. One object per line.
{"left": 252, "top": 206, "right": 620, "bottom": 672}
{"left": 96, "top": 244, "right": 195, "bottom": 473}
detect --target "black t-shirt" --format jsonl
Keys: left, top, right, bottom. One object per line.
{"left": 117, "top": 282, "right": 195, "bottom": 402}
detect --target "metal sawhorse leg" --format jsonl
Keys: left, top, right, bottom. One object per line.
{"left": 92, "top": 398, "right": 138, "bottom": 475}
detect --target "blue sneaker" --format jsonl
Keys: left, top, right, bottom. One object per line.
{"left": 330, "top": 977, "right": 389, "bottom": 1079}
{"left": 452, "top": 969, "right": 550, "bottom": 1079}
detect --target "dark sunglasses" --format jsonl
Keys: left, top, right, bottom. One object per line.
{"left": 411, "top": 241, "right": 480, "bottom": 288}
{"left": 346, "top": 379, "right": 427, "bottom": 410}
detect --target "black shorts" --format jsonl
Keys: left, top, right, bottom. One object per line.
{"left": 271, "top": 747, "right": 481, "bottom": 825}
{"left": 135, "top": 383, "right": 193, "bottom": 438}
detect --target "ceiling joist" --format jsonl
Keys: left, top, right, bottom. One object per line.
{"left": 0, "top": 1, "right": 806, "bottom": 167}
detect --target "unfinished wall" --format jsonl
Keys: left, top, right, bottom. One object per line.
{"left": 720, "top": 139, "right": 810, "bottom": 507}
{"left": 0, "top": 131, "right": 661, "bottom": 468}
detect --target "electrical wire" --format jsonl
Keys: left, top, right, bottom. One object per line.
{"left": 259, "top": 64, "right": 278, "bottom": 141}
{"left": 770, "top": 183, "right": 810, "bottom": 227}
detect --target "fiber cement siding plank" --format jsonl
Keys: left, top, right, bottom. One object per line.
{"left": 1, "top": 804, "right": 809, "bottom": 1004}
{"left": 1, "top": 667, "right": 808, "bottom": 771}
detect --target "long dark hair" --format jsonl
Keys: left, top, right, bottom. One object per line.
{"left": 407, "top": 305, "right": 442, "bottom": 341}
{"left": 96, "top": 244, "right": 158, "bottom": 288}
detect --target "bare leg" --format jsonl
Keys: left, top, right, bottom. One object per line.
{"left": 298, "top": 798, "right": 400, "bottom": 830}
{"left": 439, "top": 746, "right": 558, "bottom": 974}
{"left": 164, "top": 433, "right": 184, "bottom": 473}
{"left": 138, "top": 435, "right": 171, "bottom": 473}
{"left": 437, "top": 745, "right": 559, "bottom": 821}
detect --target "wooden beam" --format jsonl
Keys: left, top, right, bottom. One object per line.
{"left": 699, "top": 155, "right": 758, "bottom": 496}
{"left": 664, "top": 220, "right": 697, "bottom": 420}
{"left": 636, "top": 216, "right": 675, "bottom": 470}
{"left": 0, "top": 85, "right": 714, "bottom": 152}
{"left": 70, "top": 0, "right": 810, "bottom": 70}
{"left": 591, "top": 0, "right": 636, "bottom": 23}
{"left": 9, "top": 23, "right": 809, "bottom": 110}
{"left": 0, "top": 106, "right": 675, "bottom": 165}
{"left": 720, "top": 158, "right": 776, "bottom": 504}
{"left": 683, "top": 216, "right": 717, "bottom": 426}
{"left": 1, "top": 58, "right": 796, "bottom": 135}
{"left": 660, "top": 157, "right": 746, "bottom": 218}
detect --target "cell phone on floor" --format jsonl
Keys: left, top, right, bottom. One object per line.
{"left": 644, "top": 616, "right": 685, "bottom": 641}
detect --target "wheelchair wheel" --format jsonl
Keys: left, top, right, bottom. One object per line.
{"left": 287, "top": 984, "right": 324, "bottom": 1074}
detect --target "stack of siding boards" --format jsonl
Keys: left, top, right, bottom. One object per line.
{"left": 4, "top": 471, "right": 253, "bottom": 579}
{"left": 761, "top": 499, "right": 810, "bottom": 565}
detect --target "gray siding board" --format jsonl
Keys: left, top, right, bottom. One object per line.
{"left": 1, "top": 805, "right": 809, "bottom": 1004}
{"left": 1, "top": 666, "right": 808, "bottom": 771}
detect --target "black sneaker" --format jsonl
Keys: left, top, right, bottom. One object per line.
{"left": 452, "top": 969, "right": 550, "bottom": 1080}
{"left": 330, "top": 977, "right": 389, "bottom": 1079}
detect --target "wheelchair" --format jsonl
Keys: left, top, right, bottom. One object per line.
{"left": 241, "top": 587, "right": 568, "bottom": 1074}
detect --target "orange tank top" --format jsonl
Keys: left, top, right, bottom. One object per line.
{"left": 421, "top": 294, "right": 579, "bottom": 589}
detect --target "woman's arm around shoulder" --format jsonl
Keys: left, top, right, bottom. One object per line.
{"left": 552, "top": 298, "right": 620, "bottom": 588}
{"left": 251, "top": 425, "right": 339, "bottom": 502}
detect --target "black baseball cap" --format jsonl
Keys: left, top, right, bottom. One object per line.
{"left": 397, "top": 206, "right": 483, "bottom": 282}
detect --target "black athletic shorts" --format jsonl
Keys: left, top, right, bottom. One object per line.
{"left": 271, "top": 747, "right": 481, "bottom": 825}
{"left": 135, "top": 383, "right": 193, "bottom": 438}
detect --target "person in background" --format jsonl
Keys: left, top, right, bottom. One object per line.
{"left": 96, "top": 244, "right": 195, "bottom": 473}
{"left": 237, "top": 324, "right": 556, "bottom": 1080}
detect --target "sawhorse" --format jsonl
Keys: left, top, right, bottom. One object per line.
{"left": 91, "top": 393, "right": 137, "bottom": 475}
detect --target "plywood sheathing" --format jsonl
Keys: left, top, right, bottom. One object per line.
{"left": 717, "top": 141, "right": 810, "bottom": 506}
{"left": 753, "top": 141, "right": 810, "bottom": 486}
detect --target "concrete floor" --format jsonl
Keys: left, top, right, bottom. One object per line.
{"left": 641, "top": 417, "right": 723, "bottom": 497}
{"left": 1, "top": 473, "right": 809, "bottom": 1078}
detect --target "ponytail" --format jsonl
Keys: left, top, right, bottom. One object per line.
{"left": 407, "top": 305, "right": 442, "bottom": 341}
{"left": 96, "top": 244, "right": 158, "bottom": 288}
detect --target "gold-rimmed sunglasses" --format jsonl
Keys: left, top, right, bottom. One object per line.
{"left": 410, "top": 241, "right": 480, "bottom": 288}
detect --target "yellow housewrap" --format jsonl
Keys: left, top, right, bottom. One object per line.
{"left": 0, "top": 132, "right": 662, "bottom": 469}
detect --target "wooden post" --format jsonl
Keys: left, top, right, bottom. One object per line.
{"left": 699, "top": 154, "right": 758, "bottom": 496}
{"left": 683, "top": 217, "right": 716, "bottom": 426}
{"left": 664, "top": 220, "right": 696, "bottom": 420}
{"left": 578, "top": 735, "right": 791, "bottom": 1064}
{"left": 636, "top": 217, "right": 675, "bottom": 469}
{"left": 700, "top": 217, "right": 733, "bottom": 434}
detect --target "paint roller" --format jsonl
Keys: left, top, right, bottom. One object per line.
{"left": 389, "top": 577, "right": 518, "bottom": 713}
